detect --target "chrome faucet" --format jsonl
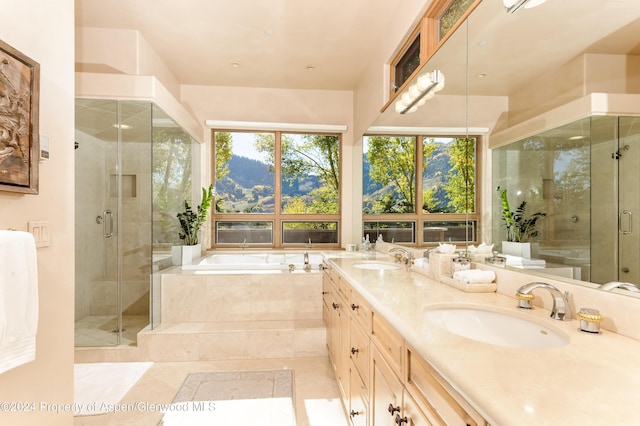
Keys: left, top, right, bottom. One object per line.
{"left": 240, "top": 238, "right": 247, "bottom": 249}
{"left": 516, "top": 282, "right": 572, "bottom": 321}
{"left": 600, "top": 281, "right": 640, "bottom": 293}
{"left": 303, "top": 251, "right": 311, "bottom": 271}
{"left": 388, "top": 247, "right": 413, "bottom": 266}
{"left": 423, "top": 247, "right": 437, "bottom": 259}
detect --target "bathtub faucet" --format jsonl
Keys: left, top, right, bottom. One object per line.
{"left": 305, "top": 238, "right": 313, "bottom": 248}
{"left": 303, "top": 251, "right": 311, "bottom": 271}
{"left": 240, "top": 238, "right": 247, "bottom": 250}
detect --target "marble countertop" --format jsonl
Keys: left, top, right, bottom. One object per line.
{"left": 324, "top": 251, "right": 640, "bottom": 426}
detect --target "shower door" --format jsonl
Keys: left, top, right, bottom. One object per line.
{"left": 591, "top": 116, "right": 640, "bottom": 286}
{"left": 616, "top": 117, "right": 640, "bottom": 286}
{"left": 75, "top": 100, "right": 152, "bottom": 346}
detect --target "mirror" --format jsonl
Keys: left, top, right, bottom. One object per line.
{"left": 371, "top": 0, "right": 640, "bottom": 295}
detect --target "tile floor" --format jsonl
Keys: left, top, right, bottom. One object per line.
{"left": 73, "top": 356, "right": 348, "bottom": 426}
{"left": 75, "top": 315, "right": 149, "bottom": 347}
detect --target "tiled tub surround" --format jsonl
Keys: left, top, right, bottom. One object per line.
{"left": 327, "top": 249, "right": 640, "bottom": 425}
{"left": 138, "top": 266, "right": 327, "bottom": 361}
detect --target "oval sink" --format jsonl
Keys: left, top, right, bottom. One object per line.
{"left": 353, "top": 261, "right": 401, "bottom": 271}
{"left": 424, "top": 307, "right": 569, "bottom": 349}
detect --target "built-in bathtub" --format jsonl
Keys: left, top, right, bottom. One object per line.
{"left": 181, "top": 252, "right": 324, "bottom": 271}
{"left": 150, "top": 250, "right": 327, "bottom": 361}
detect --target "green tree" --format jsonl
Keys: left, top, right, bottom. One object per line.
{"left": 365, "top": 136, "right": 437, "bottom": 213}
{"left": 214, "top": 132, "right": 233, "bottom": 181}
{"left": 422, "top": 187, "right": 437, "bottom": 212}
{"left": 255, "top": 133, "right": 340, "bottom": 214}
{"left": 444, "top": 137, "right": 475, "bottom": 213}
{"left": 213, "top": 132, "right": 235, "bottom": 213}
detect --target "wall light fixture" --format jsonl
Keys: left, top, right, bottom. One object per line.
{"left": 395, "top": 70, "right": 445, "bottom": 114}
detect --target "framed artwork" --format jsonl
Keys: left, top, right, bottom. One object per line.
{"left": 0, "top": 38, "right": 40, "bottom": 194}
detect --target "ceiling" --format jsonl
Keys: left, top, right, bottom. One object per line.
{"left": 75, "top": 0, "right": 405, "bottom": 91}
{"left": 76, "top": 0, "right": 640, "bottom": 124}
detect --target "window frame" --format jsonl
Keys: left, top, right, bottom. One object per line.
{"left": 211, "top": 129, "right": 342, "bottom": 249}
{"left": 384, "top": 0, "right": 482, "bottom": 111}
{"left": 363, "top": 133, "right": 482, "bottom": 247}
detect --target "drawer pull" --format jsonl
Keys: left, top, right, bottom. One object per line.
{"left": 395, "top": 414, "right": 408, "bottom": 425}
{"left": 351, "top": 347, "right": 359, "bottom": 355}
{"left": 350, "top": 410, "right": 361, "bottom": 417}
{"left": 351, "top": 303, "right": 359, "bottom": 310}
{"left": 332, "top": 302, "right": 339, "bottom": 309}
{"left": 388, "top": 403, "right": 400, "bottom": 416}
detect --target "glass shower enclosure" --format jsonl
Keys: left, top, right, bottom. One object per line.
{"left": 74, "top": 99, "right": 194, "bottom": 346}
{"left": 493, "top": 115, "right": 640, "bottom": 286}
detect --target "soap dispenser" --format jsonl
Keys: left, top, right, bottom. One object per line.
{"left": 452, "top": 251, "right": 471, "bottom": 273}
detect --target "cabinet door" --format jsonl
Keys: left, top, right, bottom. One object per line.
{"left": 333, "top": 291, "right": 350, "bottom": 402}
{"left": 371, "top": 346, "right": 403, "bottom": 426}
{"left": 322, "top": 266, "right": 332, "bottom": 328}
{"left": 350, "top": 316, "right": 370, "bottom": 385}
{"left": 349, "top": 366, "right": 369, "bottom": 426}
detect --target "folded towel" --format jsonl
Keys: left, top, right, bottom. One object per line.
{"left": 0, "top": 230, "right": 38, "bottom": 375}
{"left": 437, "top": 243, "right": 456, "bottom": 254}
{"left": 453, "top": 269, "right": 496, "bottom": 284}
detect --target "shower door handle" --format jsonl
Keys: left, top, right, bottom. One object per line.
{"left": 619, "top": 210, "right": 632, "bottom": 235}
{"left": 103, "top": 210, "right": 113, "bottom": 238}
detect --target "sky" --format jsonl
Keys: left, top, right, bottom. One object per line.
{"left": 229, "top": 132, "right": 266, "bottom": 162}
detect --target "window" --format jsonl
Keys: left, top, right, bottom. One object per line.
{"left": 213, "top": 130, "right": 340, "bottom": 248}
{"left": 393, "top": 34, "right": 421, "bottom": 93}
{"left": 386, "top": 0, "right": 480, "bottom": 105}
{"left": 439, "top": 0, "right": 476, "bottom": 40}
{"left": 363, "top": 134, "right": 478, "bottom": 246}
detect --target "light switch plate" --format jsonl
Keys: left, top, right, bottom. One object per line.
{"left": 28, "top": 221, "right": 50, "bottom": 248}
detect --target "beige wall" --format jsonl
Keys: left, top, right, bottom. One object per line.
{"left": 180, "top": 84, "right": 358, "bottom": 244}
{"left": 0, "top": 0, "right": 75, "bottom": 424}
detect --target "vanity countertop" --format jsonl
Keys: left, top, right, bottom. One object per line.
{"left": 325, "top": 252, "right": 640, "bottom": 426}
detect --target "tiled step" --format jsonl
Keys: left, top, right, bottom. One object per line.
{"left": 136, "top": 319, "right": 327, "bottom": 362}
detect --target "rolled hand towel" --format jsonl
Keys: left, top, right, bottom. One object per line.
{"left": 453, "top": 269, "right": 496, "bottom": 284}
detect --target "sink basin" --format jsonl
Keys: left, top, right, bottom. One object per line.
{"left": 424, "top": 307, "right": 569, "bottom": 349}
{"left": 353, "top": 261, "right": 401, "bottom": 271}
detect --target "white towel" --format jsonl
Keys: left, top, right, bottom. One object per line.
{"left": 453, "top": 269, "right": 496, "bottom": 284}
{"left": 0, "top": 230, "right": 38, "bottom": 375}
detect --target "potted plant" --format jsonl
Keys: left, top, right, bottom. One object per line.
{"left": 172, "top": 184, "right": 214, "bottom": 265}
{"left": 496, "top": 186, "right": 546, "bottom": 258}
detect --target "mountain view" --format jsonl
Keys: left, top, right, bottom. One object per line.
{"left": 217, "top": 142, "right": 461, "bottom": 213}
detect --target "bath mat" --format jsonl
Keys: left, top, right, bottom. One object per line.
{"left": 160, "top": 370, "right": 295, "bottom": 426}
{"left": 74, "top": 361, "right": 153, "bottom": 416}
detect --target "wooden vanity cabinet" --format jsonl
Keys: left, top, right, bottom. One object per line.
{"left": 371, "top": 345, "right": 404, "bottom": 426}
{"left": 323, "top": 263, "right": 350, "bottom": 403}
{"left": 348, "top": 287, "right": 371, "bottom": 426}
{"left": 325, "top": 263, "right": 487, "bottom": 426}
{"left": 405, "top": 345, "right": 487, "bottom": 426}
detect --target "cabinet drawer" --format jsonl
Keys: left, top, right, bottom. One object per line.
{"left": 406, "top": 346, "right": 486, "bottom": 426}
{"left": 371, "top": 311, "right": 404, "bottom": 376}
{"left": 349, "top": 317, "right": 370, "bottom": 385}
{"left": 349, "top": 288, "right": 371, "bottom": 333}
{"left": 338, "top": 275, "right": 351, "bottom": 303}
